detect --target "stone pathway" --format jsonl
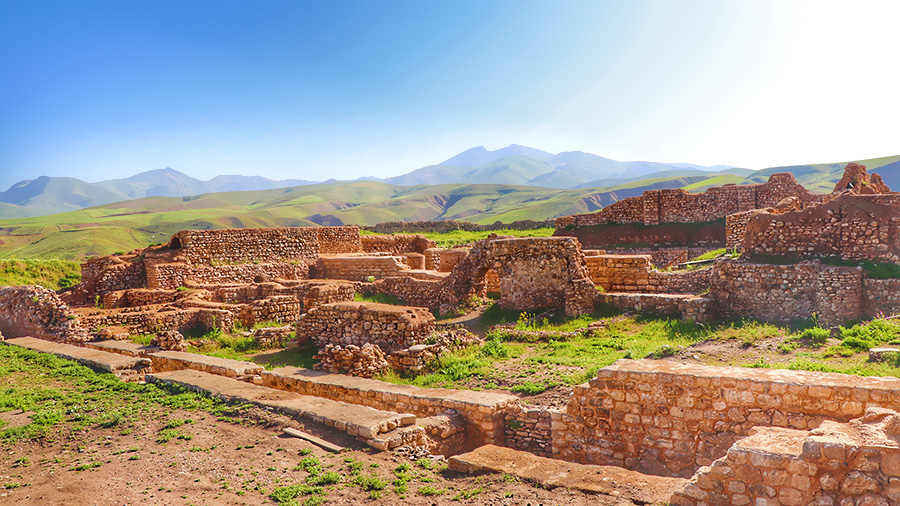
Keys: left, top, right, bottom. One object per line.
{"left": 449, "top": 444, "right": 687, "bottom": 505}
{"left": 3, "top": 337, "right": 150, "bottom": 380}
{"left": 147, "top": 369, "right": 418, "bottom": 447}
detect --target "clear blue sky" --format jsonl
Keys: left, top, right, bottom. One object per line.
{"left": 1, "top": 0, "right": 898, "bottom": 190}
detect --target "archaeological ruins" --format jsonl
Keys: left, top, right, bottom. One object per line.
{"left": 5, "top": 162, "right": 900, "bottom": 503}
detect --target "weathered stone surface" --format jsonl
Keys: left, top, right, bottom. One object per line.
{"left": 314, "top": 342, "right": 390, "bottom": 378}
{"left": 296, "top": 301, "right": 435, "bottom": 352}
{"left": 0, "top": 285, "right": 87, "bottom": 342}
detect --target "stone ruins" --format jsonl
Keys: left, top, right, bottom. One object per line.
{"left": 4, "top": 162, "right": 900, "bottom": 503}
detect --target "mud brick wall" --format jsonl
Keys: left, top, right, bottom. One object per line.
{"left": 599, "top": 293, "right": 715, "bottom": 322}
{"left": 360, "top": 234, "right": 435, "bottom": 255}
{"left": 554, "top": 359, "right": 900, "bottom": 478}
{"left": 315, "top": 255, "right": 411, "bottom": 281}
{"left": 236, "top": 295, "right": 303, "bottom": 327}
{"left": 400, "top": 253, "right": 425, "bottom": 270}
{"left": 556, "top": 172, "right": 814, "bottom": 228}
{"left": 295, "top": 301, "right": 436, "bottom": 352}
{"left": 438, "top": 249, "right": 469, "bottom": 272}
{"left": 712, "top": 259, "right": 863, "bottom": 327}
{"left": 260, "top": 368, "right": 519, "bottom": 448}
{"left": 863, "top": 278, "right": 900, "bottom": 318}
{"left": 504, "top": 406, "right": 553, "bottom": 457}
{"left": 743, "top": 194, "right": 900, "bottom": 263}
{"left": 670, "top": 410, "right": 900, "bottom": 506}
{"left": 148, "top": 262, "right": 308, "bottom": 290}
{"left": 0, "top": 286, "right": 88, "bottom": 342}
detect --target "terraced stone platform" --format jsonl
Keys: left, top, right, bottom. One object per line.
{"left": 261, "top": 367, "right": 518, "bottom": 446}
{"left": 449, "top": 445, "right": 687, "bottom": 505}
{"left": 84, "top": 339, "right": 159, "bottom": 357}
{"left": 147, "top": 369, "right": 419, "bottom": 447}
{"left": 150, "top": 350, "right": 264, "bottom": 379}
{"left": 3, "top": 337, "right": 150, "bottom": 380}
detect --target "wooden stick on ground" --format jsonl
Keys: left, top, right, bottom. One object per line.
{"left": 283, "top": 427, "right": 345, "bottom": 453}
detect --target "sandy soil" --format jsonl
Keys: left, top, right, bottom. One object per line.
{"left": 0, "top": 407, "right": 646, "bottom": 506}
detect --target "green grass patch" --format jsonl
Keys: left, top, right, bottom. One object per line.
{"left": 0, "top": 259, "right": 81, "bottom": 290}
{"left": 354, "top": 292, "right": 403, "bottom": 305}
{"left": 422, "top": 227, "right": 554, "bottom": 249}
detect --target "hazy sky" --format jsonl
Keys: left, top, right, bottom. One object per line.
{"left": 2, "top": 0, "right": 898, "bottom": 190}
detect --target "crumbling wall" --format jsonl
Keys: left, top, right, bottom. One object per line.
{"left": 554, "top": 359, "right": 900, "bottom": 478}
{"left": 0, "top": 286, "right": 88, "bottom": 342}
{"left": 743, "top": 194, "right": 900, "bottom": 263}
{"left": 557, "top": 172, "right": 815, "bottom": 228}
{"left": 148, "top": 262, "right": 309, "bottom": 290}
{"left": 295, "top": 301, "right": 436, "bottom": 352}
{"left": 360, "top": 234, "right": 435, "bottom": 255}
{"left": 670, "top": 408, "right": 900, "bottom": 506}
{"left": 585, "top": 255, "right": 711, "bottom": 294}
{"left": 712, "top": 259, "right": 862, "bottom": 327}
{"left": 168, "top": 226, "right": 361, "bottom": 264}
{"left": 725, "top": 210, "right": 753, "bottom": 250}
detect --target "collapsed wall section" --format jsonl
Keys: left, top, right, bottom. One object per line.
{"left": 0, "top": 286, "right": 88, "bottom": 342}
{"left": 743, "top": 194, "right": 900, "bottom": 263}
{"left": 295, "top": 301, "right": 436, "bottom": 352}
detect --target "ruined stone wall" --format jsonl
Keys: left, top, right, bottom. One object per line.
{"left": 586, "top": 255, "right": 711, "bottom": 294}
{"left": 422, "top": 248, "right": 441, "bottom": 270}
{"left": 102, "top": 288, "right": 181, "bottom": 309}
{"left": 363, "top": 219, "right": 554, "bottom": 235}
{"left": 670, "top": 409, "right": 900, "bottom": 506}
{"left": 369, "top": 237, "right": 597, "bottom": 317}
{"left": 598, "top": 293, "right": 715, "bottom": 322}
{"left": 169, "top": 227, "right": 323, "bottom": 265}
{"left": 712, "top": 259, "right": 863, "bottom": 327}
{"left": 295, "top": 301, "right": 436, "bottom": 352}
{"left": 78, "top": 306, "right": 234, "bottom": 336}
{"left": 504, "top": 406, "right": 553, "bottom": 457}
{"left": 556, "top": 173, "right": 814, "bottom": 228}
{"left": 360, "top": 234, "right": 435, "bottom": 255}
{"left": 148, "top": 262, "right": 308, "bottom": 290}
{"left": 554, "top": 359, "right": 900, "bottom": 478}
{"left": 236, "top": 296, "right": 303, "bottom": 327}
{"left": 0, "top": 286, "right": 88, "bottom": 342}
{"left": 314, "top": 256, "right": 411, "bottom": 282}
{"left": 863, "top": 278, "right": 900, "bottom": 318}
{"left": 597, "top": 247, "right": 715, "bottom": 269}
{"left": 725, "top": 210, "right": 754, "bottom": 251}
{"left": 79, "top": 255, "right": 148, "bottom": 297}
{"left": 202, "top": 280, "right": 355, "bottom": 310}
{"left": 743, "top": 194, "right": 900, "bottom": 263}
{"left": 438, "top": 249, "right": 469, "bottom": 272}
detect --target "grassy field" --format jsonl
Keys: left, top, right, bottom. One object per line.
{"left": 0, "top": 259, "right": 81, "bottom": 290}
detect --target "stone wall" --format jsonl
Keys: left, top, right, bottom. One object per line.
{"left": 586, "top": 254, "right": 711, "bottom": 294}
{"left": 504, "top": 406, "right": 553, "bottom": 457}
{"left": 557, "top": 172, "right": 814, "bottom": 228}
{"left": 438, "top": 249, "right": 469, "bottom": 273}
{"left": 78, "top": 306, "right": 235, "bottom": 336}
{"left": 149, "top": 262, "right": 309, "bottom": 290}
{"left": 314, "top": 255, "right": 411, "bottom": 282}
{"left": 743, "top": 194, "right": 900, "bottom": 263}
{"left": 725, "top": 210, "right": 754, "bottom": 250}
{"left": 670, "top": 408, "right": 900, "bottom": 506}
{"left": 599, "top": 293, "right": 715, "bottom": 322}
{"left": 360, "top": 234, "right": 435, "bottom": 255}
{"left": 295, "top": 301, "right": 436, "bottom": 352}
{"left": 168, "top": 226, "right": 361, "bottom": 264}
{"left": 0, "top": 286, "right": 88, "bottom": 342}
{"left": 363, "top": 219, "right": 554, "bottom": 235}
{"left": 863, "top": 278, "right": 900, "bottom": 318}
{"left": 554, "top": 220, "right": 726, "bottom": 250}
{"left": 712, "top": 259, "right": 863, "bottom": 327}
{"left": 554, "top": 359, "right": 900, "bottom": 478}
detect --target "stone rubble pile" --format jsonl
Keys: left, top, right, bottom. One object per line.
{"left": 151, "top": 330, "right": 187, "bottom": 352}
{"left": 313, "top": 342, "right": 390, "bottom": 378}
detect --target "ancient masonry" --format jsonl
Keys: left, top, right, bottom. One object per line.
{"left": 5, "top": 162, "right": 900, "bottom": 503}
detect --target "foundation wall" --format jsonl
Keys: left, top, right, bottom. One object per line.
{"left": 553, "top": 359, "right": 900, "bottom": 478}
{"left": 314, "top": 256, "right": 411, "bottom": 282}
{"left": 148, "top": 262, "right": 309, "bottom": 290}
{"left": 295, "top": 301, "right": 436, "bottom": 352}
{"left": 360, "top": 234, "right": 435, "bottom": 255}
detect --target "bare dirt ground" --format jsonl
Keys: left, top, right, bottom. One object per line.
{"left": 0, "top": 406, "right": 648, "bottom": 506}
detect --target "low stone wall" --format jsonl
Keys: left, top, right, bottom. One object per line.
{"left": 863, "top": 278, "right": 900, "bottom": 318}
{"left": 315, "top": 255, "right": 411, "bottom": 282}
{"left": 599, "top": 293, "right": 715, "bottom": 322}
{"left": 586, "top": 254, "right": 711, "bottom": 294}
{"left": 725, "top": 210, "right": 753, "bottom": 250}
{"left": 554, "top": 359, "right": 900, "bottom": 478}
{"left": 362, "top": 219, "right": 553, "bottom": 235}
{"left": 260, "top": 367, "right": 519, "bottom": 448}
{"left": 149, "top": 262, "right": 309, "bottom": 290}
{"left": 504, "top": 406, "right": 553, "bottom": 457}
{"left": 367, "top": 277, "right": 442, "bottom": 310}
{"left": 0, "top": 286, "right": 88, "bottom": 342}
{"left": 712, "top": 259, "right": 862, "bottom": 327}
{"left": 422, "top": 248, "right": 441, "bottom": 270}
{"left": 236, "top": 295, "right": 303, "bottom": 327}
{"left": 78, "top": 306, "right": 235, "bottom": 336}
{"left": 670, "top": 408, "right": 900, "bottom": 506}
{"left": 102, "top": 288, "right": 181, "bottom": 308}
{"left": 361, "top": 234, "right": 435, "bottom": 255}
{"left": 295, "top": 301, "right": 436, "bottom": 352}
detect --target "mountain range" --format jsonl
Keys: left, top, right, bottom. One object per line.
{"left": 1, "top": 145, "right": 899, "bottom": 222}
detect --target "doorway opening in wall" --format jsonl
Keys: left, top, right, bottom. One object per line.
{"left": 483, "top": 268, "right": 501, "bottom": 300}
